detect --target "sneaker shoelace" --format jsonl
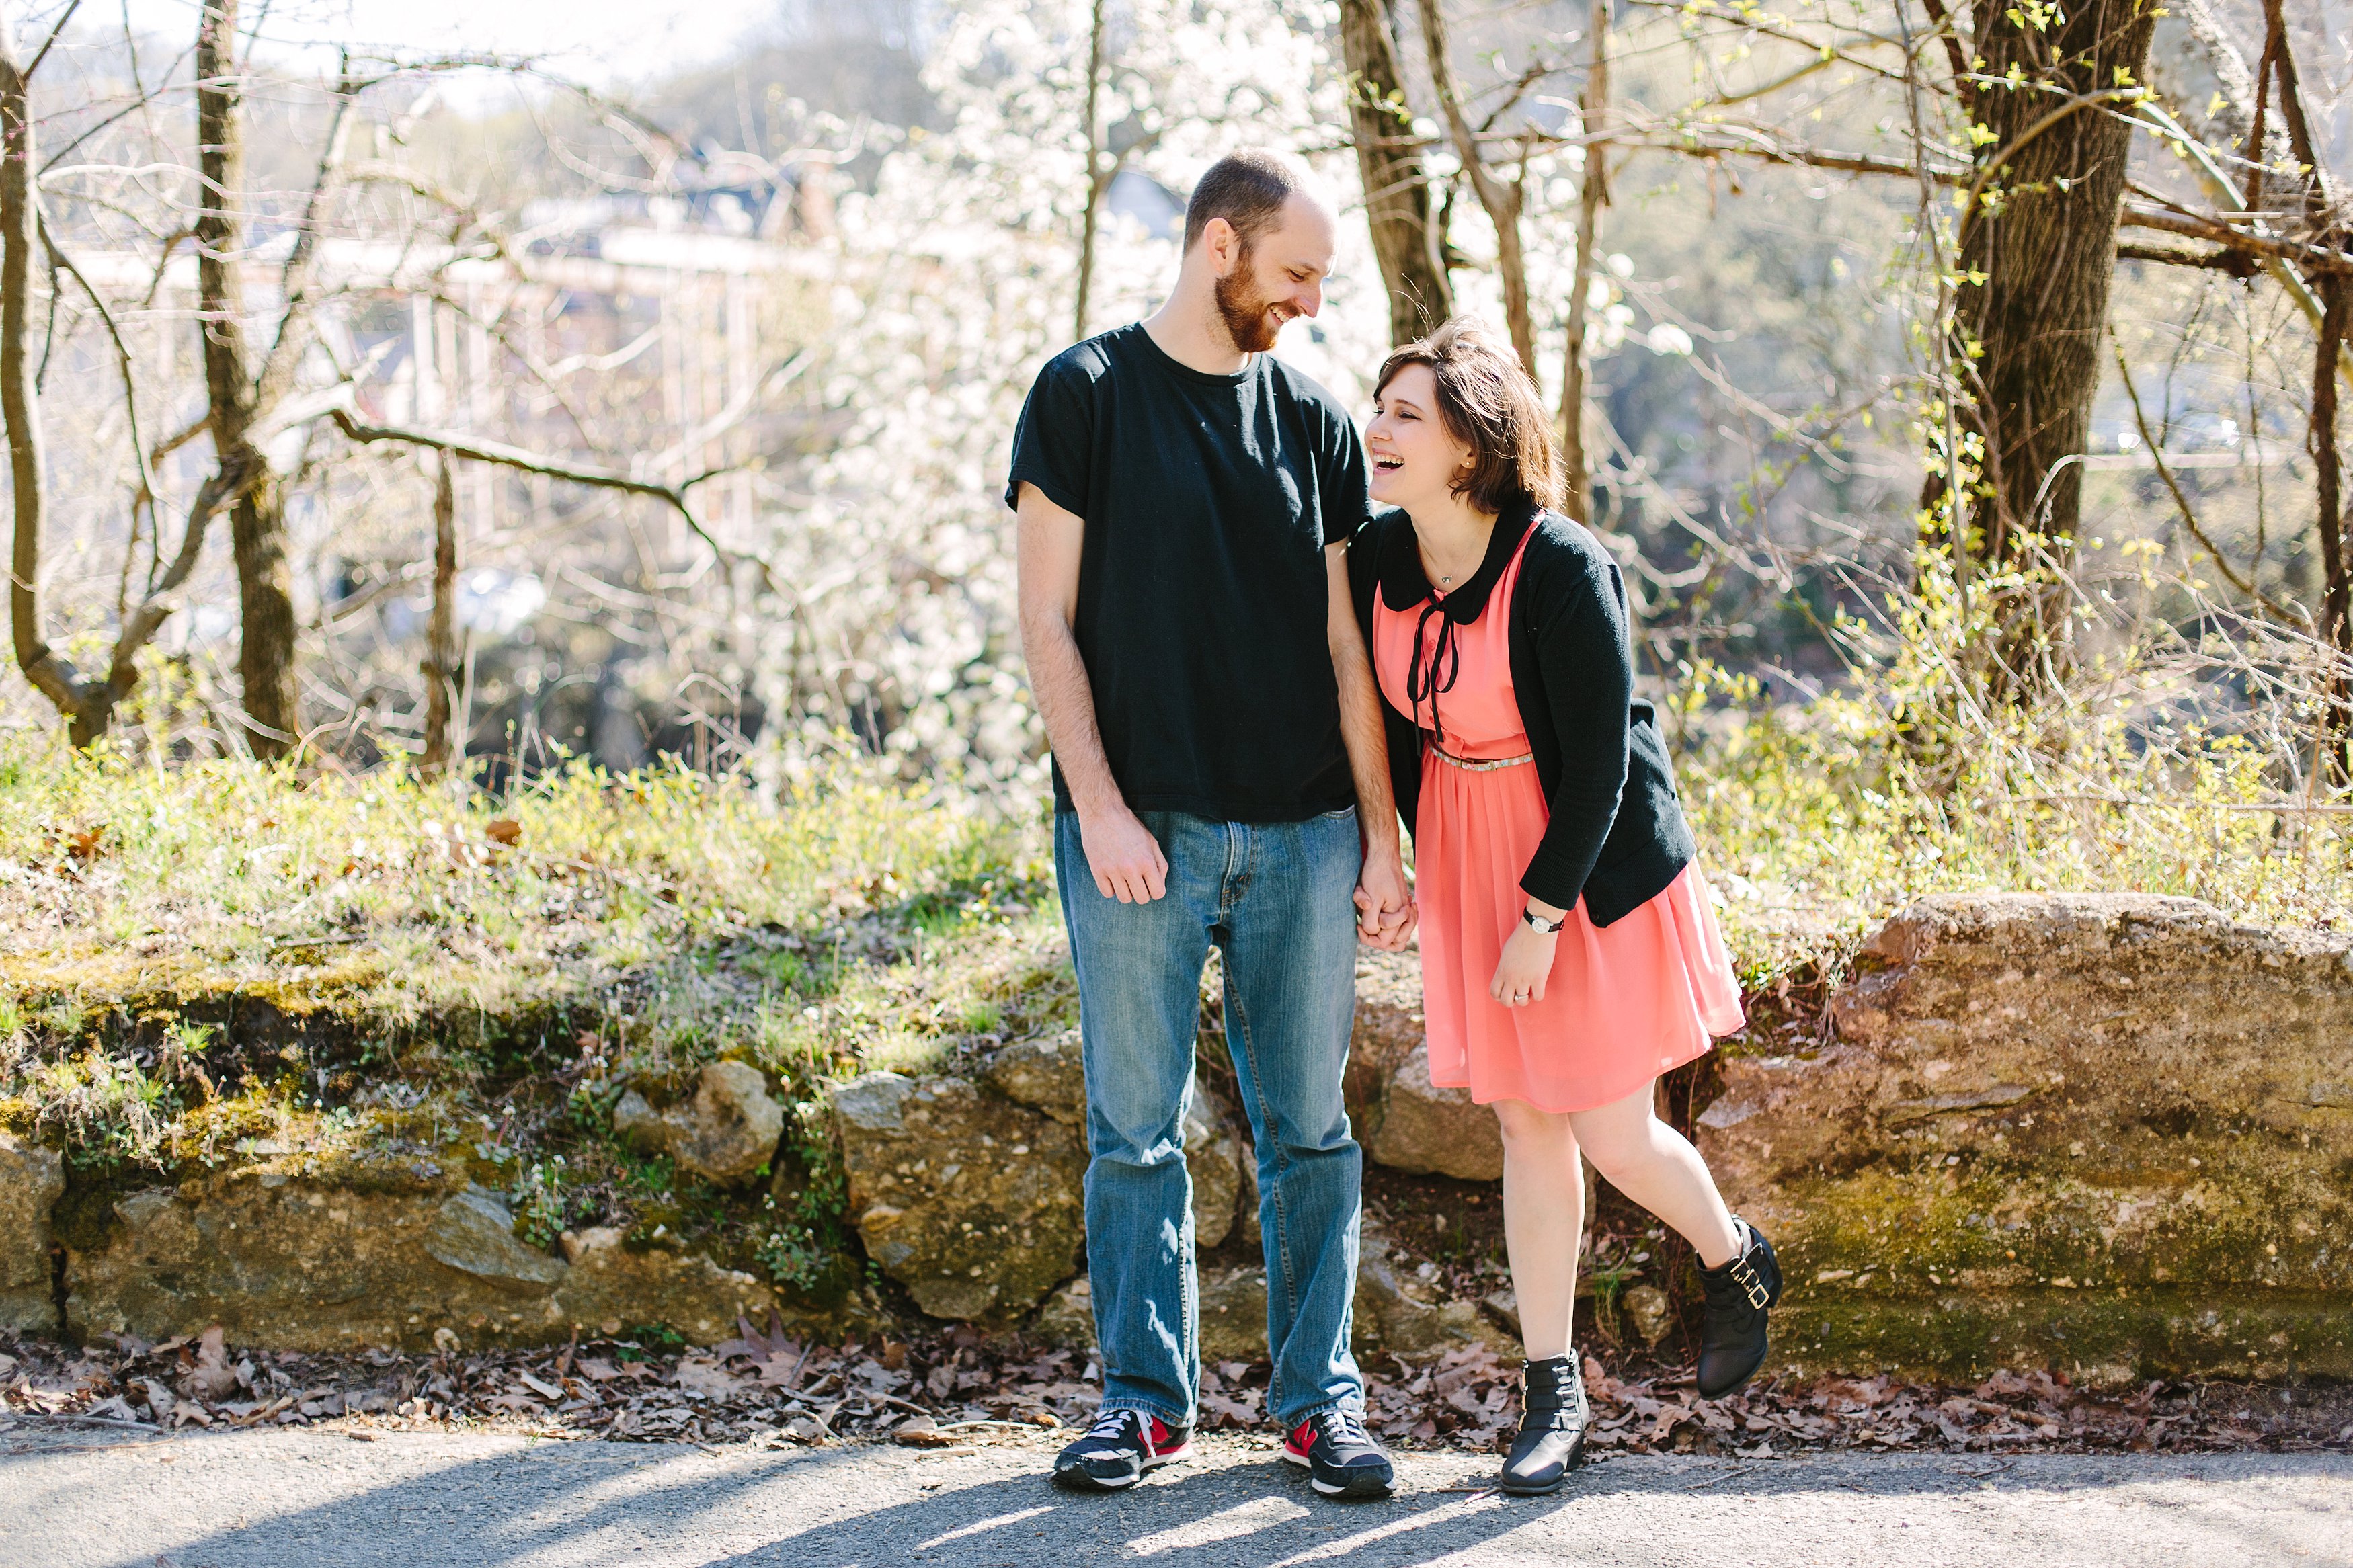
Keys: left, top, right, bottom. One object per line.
{"left": 1086, "top": 1408, "right": 1145, "bottom": 1444}
{"left": 1317, "top": 1409, "right": 1375, "bottom": 1450}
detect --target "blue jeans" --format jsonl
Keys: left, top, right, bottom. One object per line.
{"left": 1055, "top": 808, "right": 1366, "bottom": 1431}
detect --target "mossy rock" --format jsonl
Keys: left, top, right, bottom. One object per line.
{"left": 1772, "top": 1288, "right": 2353, "bottom": 1385}
{"left": 1701, "top": 893, "right": 2353, "bottom": 1381}
{"left": 0, "top": 1130, "right": 63, "bottom": 1332}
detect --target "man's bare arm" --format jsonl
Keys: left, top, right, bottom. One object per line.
{"left": 1016, "top": 481, "right": 1168, "bottom": 903}
{"left": 1327, "top": 542, "right": 1414, "bottom": 949}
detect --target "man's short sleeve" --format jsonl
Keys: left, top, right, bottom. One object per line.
{"left": 1005, "top": 352, "right": 1096, "bottom": 516}
{"left": 1319, "top": 404, "right": 1373, "bottom": 547}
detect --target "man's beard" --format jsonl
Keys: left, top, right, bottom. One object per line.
{"left": 1214, "top": 254, "right": 1287, "bottom": 354}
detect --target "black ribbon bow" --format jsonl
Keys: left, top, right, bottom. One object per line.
{"left": 1375, "top": 497, "right": 1539, "bottom": 750}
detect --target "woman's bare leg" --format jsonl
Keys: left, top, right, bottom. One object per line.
{"left": 1492, "top": 1098, "right": 1586, "bottom": 1361}
{"left": 1568, "top": 1080, "right": 1743, "bottom": 1267}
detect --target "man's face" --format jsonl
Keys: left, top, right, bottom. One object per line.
{"left": 1211, "top": 193, "right": 1336, "bottom": 353}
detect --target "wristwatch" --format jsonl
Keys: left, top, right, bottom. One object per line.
{"left": 1521, "top": 907, "right": 1566, "bottom": 935}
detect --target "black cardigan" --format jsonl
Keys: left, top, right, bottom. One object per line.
{"left": 1347, "top": 499, "right": 1698, "bottom": 927}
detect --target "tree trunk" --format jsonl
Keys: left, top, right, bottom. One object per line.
{"left": 2249, "top": 0, "right": 2350, "bottom": 778}
{"left": 2313, "top": 276, "right": 2352, "bottom": 782}
{"left": 2, "top": 21, "right": 58, "bottom": 718}
{"left": 3, "top": 15, "right": 106, "bottom": 743}
{"left": 1340, "top": 0, "right": 1451, "bottom": 345}
{"left": 1943, "top": 0, "right": 2157, "bottom": 694}
{"left": 1558, "top": 0, "right": 1609, "bottom": 524}
{"left": 1073, "top": 0, "right": 1107, "bottom": 343}
{"left": 198, "top": 1, "right": 301, "bottom": 757}
{"left": 1419, "top": 0, "right": 1533, "bottom": 375}
{"left": 421, "top": 453, "right": 460, "bottom": 774}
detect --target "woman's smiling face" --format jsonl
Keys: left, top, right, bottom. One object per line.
{"left": 1366, "top": 363, "right": 1474, "bottom": 513}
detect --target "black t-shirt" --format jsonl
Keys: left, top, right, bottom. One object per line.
{"left": 1006, "top": 322, "right": 1370, "bottom": 822}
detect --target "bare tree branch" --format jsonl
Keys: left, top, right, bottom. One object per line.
{"left": 39, "top": 220, "right": 162, "bottom": 524}
{"left": 2111, "top": 332, "right": 2301, "bottom": 624}
{"left": 1914, "top": 0, "right": 1973, "bottom": 99}
{"left": 2122, "top": 203, "right": 2353, "bottom": 274}
{"left": 2115, "top": 239, "right": 2251, "bottom": 271}
{"left": 1559, "top": 0, "right": 1608, "bottom": 520}
{"left": 326, "top": 405, "right": 772, "bottom": 588}
{"left": 422, "top": 452, "right": 457, "bottom": 773}
{"left": 1419, "top": 0, "right": 1534, "bottom": 372}
{"left": 26, "top": 0, "right": 86, "bottom": 81}
{"left": 255, "top": 52, "right": 362, "bottom": 418}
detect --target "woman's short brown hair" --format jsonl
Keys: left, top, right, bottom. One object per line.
{"left": 1374, "top": 318, "right": 1562, "bottom": 515}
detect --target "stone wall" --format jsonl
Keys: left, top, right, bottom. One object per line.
{"left": 63, "top": 1161, "right": 778, "bottom": 1354}
{"left": 829, "top": 1026, "right": 1245, "bottom": 1322}
{"left": 15, "top": 899, "right": 2348, "bottom": 1384}
{"left": 0, "top": 1130, "right": 63, "bottom": 1331}
{"left": 1698, "top": 893, "right": 2353, "bottom": 1383}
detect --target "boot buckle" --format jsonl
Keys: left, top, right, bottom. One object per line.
{"left": 1729, "top": 1255, "right": 1769, "bottom": 1309}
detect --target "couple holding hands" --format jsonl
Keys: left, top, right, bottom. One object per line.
{"left": 1010, "top": 150, "right": 1776, "bottom": 1501}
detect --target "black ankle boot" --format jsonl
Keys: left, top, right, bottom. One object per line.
{"left": 1696, "top": 1216, "right": 1782, "bottom": 1399}
{"left": 1498, "top": 1354, "right": 1589, "bottom": 1495}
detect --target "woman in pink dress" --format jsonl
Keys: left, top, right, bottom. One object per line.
{"left": 1346, "top": 319, "right": 1777, "bottom": 1496}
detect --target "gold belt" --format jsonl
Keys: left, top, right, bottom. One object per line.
{"left": 1429, "top": 746, "right": 1534, "bottom": 772}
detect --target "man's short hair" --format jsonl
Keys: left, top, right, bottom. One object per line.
{"left": 1183, "top": 151, "right": 1304, "bottom": 253}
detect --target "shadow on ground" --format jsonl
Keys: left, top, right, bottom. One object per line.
{"left": 1, "top": 1428, "right": 2346, "bottom": 1567}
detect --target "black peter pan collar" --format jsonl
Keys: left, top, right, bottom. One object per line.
{"left": 1373, "top": 495, "right": 1540, "bottom": 620}
{"left": 1373, "top": 496, "right": 1540, "bottom": 749}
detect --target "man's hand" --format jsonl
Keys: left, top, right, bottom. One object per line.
{"left": 1325, "top": 542, "right": 1415, "bottom": 949}
{"left": 1354, "top": 850, "right": 1416, "bottom": 950}
{"left": 1019, "top": 480, "right": 1164, "bottom": 904}
{"left": 1080, "top": 803, "right": 1169, "bottom": 903}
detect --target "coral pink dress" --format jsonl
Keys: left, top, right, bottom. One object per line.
{"left": 1373, "top": 529, "right": 1745, "bottom": 1114}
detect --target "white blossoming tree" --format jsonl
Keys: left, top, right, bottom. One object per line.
{"left": 752, "top": 0, "right": 1397, "bottom": 801}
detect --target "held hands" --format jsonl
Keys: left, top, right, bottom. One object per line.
{"left": 1079, "top": 802, "right": 1168, "bottom": 903}
{"left": 1354, "top": 850, "right": 1416, "bottom": 950}
{"left": 1081, "top": 804, "right": 1423, "bottom": 936}
{"left": 1489, "top": 900, "right": 1566, "bottom": 1007}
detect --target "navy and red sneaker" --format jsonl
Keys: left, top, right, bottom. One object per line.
{"left": 1051, "top": 1407, "right": 1193, "bottom": 1491}
{"left": 1282, "top": 1409, "right": 1394, "bottom": 1499}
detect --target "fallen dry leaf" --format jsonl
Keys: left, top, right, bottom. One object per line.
{"left": 892, "top": 1415, "right": 966, "bottom": 1448}
{"left": 670, "top": 1358, "right": 738, "bottom": 1398}
{"left": 180, "top": 1326, "right": 238, "bottom": 1403}
{"left": 2, "top": 1323, "right": 2339, "bottom": 1457}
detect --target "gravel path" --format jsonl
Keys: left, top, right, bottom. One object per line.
{"left": 1, "top": 1423, "right": 2346, "bottom": 1567}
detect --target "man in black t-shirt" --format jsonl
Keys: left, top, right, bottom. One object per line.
{"left": 1009, "top": 151, "right": 1411, "bottom": 1501}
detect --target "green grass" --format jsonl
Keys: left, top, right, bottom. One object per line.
{"left": 1672, "top": 661, "right": 2352, "bottom": 985}
{"left": 0, "top": 736, "right": 1017, "bottom": 1027}
{"left": 0, "top": 734, "right": 1054, "bottom": 1305}
{"left": 3, "top": 659, "right": 2344, "bottom": 1305}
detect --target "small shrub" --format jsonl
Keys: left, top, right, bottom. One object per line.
{"left": 27, "top": 1049, "right": 184, "bottom": 1172}
{"left": 511, "top": 1157, "right": 591, "bottom": 1249}
{"left": 618, "top": 1324, "right": 686, "bottom": 1360}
